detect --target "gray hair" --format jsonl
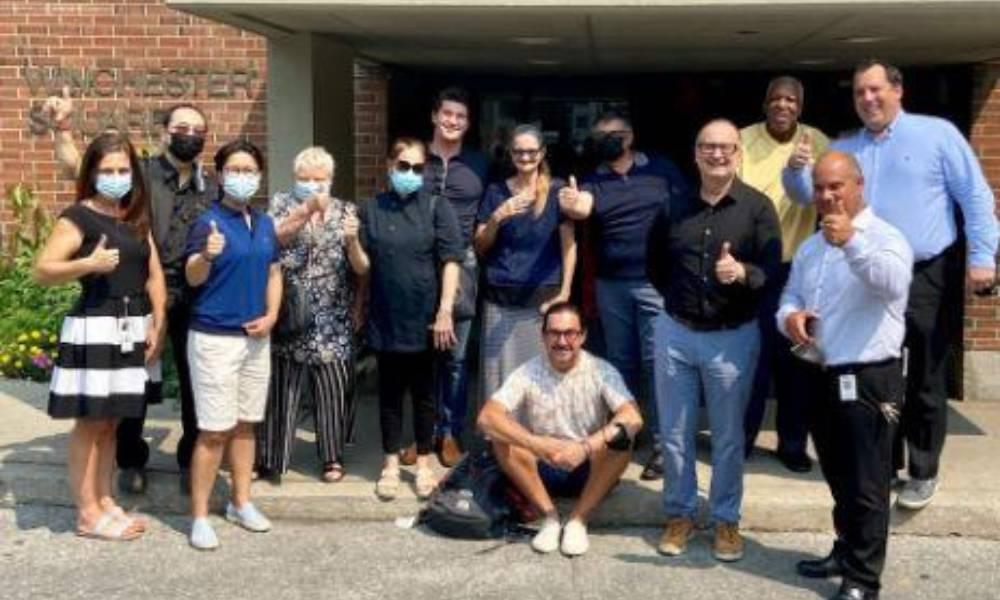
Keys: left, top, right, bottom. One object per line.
{"left": 293, "top": 146, "right": 335, "bottom": 177}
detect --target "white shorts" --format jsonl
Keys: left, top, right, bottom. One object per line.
{"left": 188, "top": 331, "right": 271, "bottom": 432}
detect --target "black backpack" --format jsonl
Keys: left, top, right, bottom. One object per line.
{"left": 419, "top": 448, "right": 518, "bottom": 540}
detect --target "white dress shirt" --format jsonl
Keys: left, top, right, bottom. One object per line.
{"left": 777, "top": 207, "right": 913, "bottom": 366}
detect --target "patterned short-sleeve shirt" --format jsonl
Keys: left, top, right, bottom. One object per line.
{"left": 491, "top": 351, "right": 633, "bottom": 441}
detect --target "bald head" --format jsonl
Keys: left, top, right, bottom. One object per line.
{"left": 813, "top": 150, "right": 865, "bottom": 217}
{"left": 697, "top": 119, "right": 739, "bottom": 145}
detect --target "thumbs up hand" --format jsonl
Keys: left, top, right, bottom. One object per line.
{"left": 203, "top": 220, "right": 226, "bottom": 261}
{"left": 821, "top": 198, "right": 854, "bottom": 247}
{"left": 42, "top": 85, "right": 74, "bottom": 128}
{"left": 715, "top": 241, "right": 746, "bottom": 285}
{"left": 87, "top": 234, "right": 120, "bottom": 274}
{"left": 558, "top": 175, "right": 581, "bottom": 212}
{"left": 787, "top": 130, "right": 814, "bottom": 169}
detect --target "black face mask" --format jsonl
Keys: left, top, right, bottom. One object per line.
{"left": 594, "top": 134, "right": 626, "bottom": 162}
{"left": 168, "top": 133, "right": 205, "bottom": 163}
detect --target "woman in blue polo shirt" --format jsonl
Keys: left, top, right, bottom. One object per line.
{"left": 474, "top": 124, "right": 577, "bottom": 398}
{"left": 183, "top": 139, "right": 281, "bottom": 550}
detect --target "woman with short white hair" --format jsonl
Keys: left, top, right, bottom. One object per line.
{"left": 256, "top": 146, "right": 366, "bottom": 484}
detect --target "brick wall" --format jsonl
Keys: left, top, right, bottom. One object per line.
{"left": 353, "top": 61, "right": 388, "bottom": 203}
{"left": 0, "top": 0, "right": 267, "bottom": 240}
{"left": 967, "top": 62, "right": 1000, "bottom": 352}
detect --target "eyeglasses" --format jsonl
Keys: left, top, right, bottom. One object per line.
{"left": 510, "top": 148, "right": 542, "bottom": 158}
{"left": 544, "top": 329, "right": 583, "bottom": 342}
{"left": 696, "top": 143, "right": 739, "bottom": 157}
{"left": 395, "top": 160, "right": 425, "bottom": 175}
{"left": 168, "top": 124, "right": 208, "bottom": 136}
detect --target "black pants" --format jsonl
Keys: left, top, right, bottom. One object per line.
{"left": 116, "top": 303, "right": 198, "bottom": 470}
{"left": 376, "top": 351, "right": 435, "bottom": 455}
{"left": 804, "top": 358, "right": 902, "bottom": 594}
{"left": 896, "top": 245, "right": 961, "bottom": 479}
{"left": 745, "top": 263, "right": 809, "bottom": 454}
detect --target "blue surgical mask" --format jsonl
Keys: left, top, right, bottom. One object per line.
{"left": 389, "top": 170, "right": 423, "bottom": 197}
{"left": 293, "top": 180, "right": 326, "bottom": 202}
{"left": 223, "top": 173, "right": 260, "bottom": 204}
{"left": 95, "top": 173, "right": 132, "bottom": 202}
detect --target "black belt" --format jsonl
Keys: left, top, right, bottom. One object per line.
{"left": 811, "top": 356, "right": 900, "bottom": 374}
{"left": 667, "top": 312, "right": 750, "bottom": 332}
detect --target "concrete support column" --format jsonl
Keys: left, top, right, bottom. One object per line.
{"left": 266, "top": 33, "right": 356, "bottom": 199}
{"left": 266, "top": 33, "right": 314, "bottom": 195}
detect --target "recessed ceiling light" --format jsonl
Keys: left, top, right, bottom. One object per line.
{"left": 527, "top": 58, "right": 561, "bottom": 66}
{"left": 837, "top": 35, "right": 893, "bottom": 44}
{"left": 511, "top": 36, "right": 559, "bottom": 46}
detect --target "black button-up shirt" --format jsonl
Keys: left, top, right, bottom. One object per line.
{"left": 646, "top": 178, "right": 782, "bottom": 328}
{"left": 424, "top": 147, "right": 487, "bottom": 247}
{"left": 360, "top": 190, "right": 464, "bottom": 353}
{"left": 144, "top": 155, "right": 216, "bottom": 306}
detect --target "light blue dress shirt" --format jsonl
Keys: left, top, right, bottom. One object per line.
{"left": 777, "top": 207, "right": 913, "bottom": 366}
{"left": 782, "top": 111, "right": 998, "bottom": 268}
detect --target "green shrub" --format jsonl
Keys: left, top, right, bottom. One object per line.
{"left": 0, "top": 184, "right": 78, "bottom": 381}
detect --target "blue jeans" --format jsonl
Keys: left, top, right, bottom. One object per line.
{"left": 435, "top": 317, "right": 473, "bottom": 437}
{"left": 655, "top": 313, "right": 760, "bottom": 524}
{"left": 595, "top": 278, "right": 664, "bottom": 436}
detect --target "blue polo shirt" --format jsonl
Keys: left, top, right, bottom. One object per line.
{"left": 184, "top": 201, "right": 279, "bottom": 334}
{"left": 424, "top": 146, "right": 487, "bottom": 246}
{"left": 582, "top": 152, "right": 689, "bottom": 280}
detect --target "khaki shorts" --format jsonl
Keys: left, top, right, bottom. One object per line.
{"left": 188, "top": 331, "right": 271, "bottom": 432}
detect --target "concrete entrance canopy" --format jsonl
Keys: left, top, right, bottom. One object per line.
{"left": 166, "top": 0, "right": 1000, "bottom": 194}
{"left": 168, "top": 1, "right": 1000, "bottom": 71}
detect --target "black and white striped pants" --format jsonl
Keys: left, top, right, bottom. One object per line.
{"left": 256, "top": 354, "right": 356, "bottom": 473}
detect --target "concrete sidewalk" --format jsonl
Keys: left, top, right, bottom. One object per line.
{"left": 1, "top": 377, "right": 998, "bottom": 538}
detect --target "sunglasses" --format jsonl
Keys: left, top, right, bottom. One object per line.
{"left": 395, "top": 160, "right": 425, "bottom": 175}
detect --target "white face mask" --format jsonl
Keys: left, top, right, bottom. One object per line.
{"left": 293, "top": 180, "right": 328, "bottom": 202}
{"left": 223, "top": 173, "right": 260, "bottom": 203}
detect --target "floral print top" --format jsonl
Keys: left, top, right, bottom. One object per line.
{"left": 269, "top": 191, "right": 356, "bottom": 364}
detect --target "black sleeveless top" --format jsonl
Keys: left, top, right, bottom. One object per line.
{"left": 61, "top": 203, "right": 151, "bottom": 317}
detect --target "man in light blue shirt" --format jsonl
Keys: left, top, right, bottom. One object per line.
{"left": 782, "top": 59, "right": 998, "bottom": 510}
{"left": 778, "top": 151, "right": 911, "bottom": 600}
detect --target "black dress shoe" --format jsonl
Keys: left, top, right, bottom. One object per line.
{"left": 796, "top": 551, "right": 844, "bottom": 578}
{"left": 640, "top": 448, "right": 664, "bottom": 481}
{"left": 831, "top": 583, "right": 878, "bottom": 600}
{"left": 117, "top": 468, "right": 148, "bottom": 495}
{"left": 777, "top": 449, "right": 813, "bottom": 473}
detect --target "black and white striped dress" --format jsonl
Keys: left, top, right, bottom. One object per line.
{"left": 48, "top": 204, "right": 161, "bottom": 420}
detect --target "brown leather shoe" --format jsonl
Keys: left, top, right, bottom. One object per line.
{"left": 438, "top": 435, "right": 463, "bottom": 468}
{"left": 713, "top": 521, "right": 744, "bottom": 562}
{"left": 657, "top": 517, "right": 694, "bottom": 556}
{"left": 399, "top": 443, "right": 418, "bottom": 466}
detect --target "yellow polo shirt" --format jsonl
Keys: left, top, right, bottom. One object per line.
{"left": 739, "top": 122, "right": 830, "bottom": 262}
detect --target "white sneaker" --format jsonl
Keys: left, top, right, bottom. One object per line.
{"left": 225, "top": 501, "right": 272, "bottom": 532}
{"left": 531, "top": 517, "right": 561, "bottom": 554}
{"left": 560, "top": 519, "right": 589, "bottom": 556}
{"left": 189, "top": 517, "right": 219, "bottom": 550}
